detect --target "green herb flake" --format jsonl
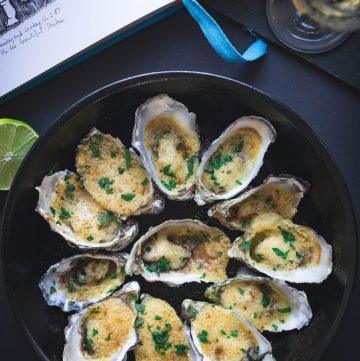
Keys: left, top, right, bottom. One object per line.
{"left": 155, "top": 315, "right": 162, "bottom": 320}
{"left": 165, "top": 323, "right": 172, "bottom": 331}
{"left": 290, "top": 243, "right": 296, "bottom": 250}
{"left": 197, "top": 330, "right": 208, "bottom": 344}
{"left": 241, "top": 348, "right": 247, "bottom": 354}
{"left": 97, "top": 210, "right": 114, "bottom": 228}
{"left": 67, "top": 282, "right": 76, "bottom": 293}
{"left": 188, "top": 308, "right": 199, "bottom": 318}
{"left": 255, "top": 346, "right": 260, "bottom": 355}
{"left": 85, "top": 338, "right": 94, "bottom": 353}
{"left": 162, "top": 164, "right": 176, "bottom": 178}
{"left": 64, "top": 181, "right": 76, "bottom": 200}
{"left": 175, "top": 344, "right": 189, "bottom": 356}
{"left": 296, "top": 251, "right": 302, "bottom": 259}
{"left": 272, "top": 324, "right": 279, "bottom": 331}
{"left": 118, "top": 167, "right": 125, "bottom": 174}
{"left": 185, "top": 155, "right": 198, "bottom": 181}
{"left": 50, "top": 207, "right": 56, "bottom": 217}
{"left": 135, "top": 303, "right": 146, "bottom": 315}
{"left": 122, "top": 146, "right": 132, "bottom": 169}
{"left": 230, "top": 330, "right": 238, "bottom": 337}
{"left": 214, "top": 234, "right": 221, "bottom": 242}
{"left": 89, "top": 142, "right": 101, "bottom": 158}
{"left": 278, "top": 307, "right": 292, "bottom": 313}
{"left": 238, "top": 288, "right": 245, "bottom": 295}
{"left": 136, "top": 318, "right": 145, "bottom": 328}
{"left": 145, "top": 246, "right": 152, "bottom": 252}
{"left": 98, "top": 177, "right": 114, "bottom": 195}
{"left": 110, "top": 150, "right": 118, "bottom": 158}
{"left": 94, "top": 134, "right": 103, "bottom": 143}
{"left": 145, "top": 256, "right": 171, "bottom": 276}
{"left": 243, "top": 239, "right": 252, "bottom": 251}
{"left": 278, "top": 226, "right": 295, "bottom": 243}
{"left": 87, "top": 235, "right": 94, "bottom": 241}
{"left": 220, "top": 329, "right": 226, "bottom": 335}
{"left": 109, "top": 274, "right": 117, "bottom": 280}
{"left": 130, "top": 294, "right": 137, "bottom": 301}
{"left": 148, "top": 326, "right": 172, "bottom": 355}
{"left": 161, "top": 179, "right": 177, "bottom": 191}
{"left": 200, "top": 273, "right": 206, "bottom": 279}
{"left": 253, "top": 313, "right": 257, "bottom": 319}
{"left": 105, "top": 333, "right": 111, "bottom": 341}
{"left": 50, "top": 286, "right": 57, "bottom": 294}
{"left": 141, "top": 177, "right": 149, "bottom": 187}
{"left": 273, "top": 267, "right": 277, "bottom": 271}
{"left": 234, "top": 139, "right": 244, "bottom": 153}
{"left": 257, "top": 253, "right": 265, "bottom": 261}
{"left": 218, "top": 251, "right": 223, "bottom": 257}
{"left": 106, "top": 285, "right": 121, "bottom": 294}
{"left": 272, "top": 247, "right": 290, "bottom": 260}
{"left": 92, "top": 328, "right": 99, "bottom": 337}
{"left": 197, "top": 262, "right": 203, "bottom": 270}
{"left": 59, "top": 208, "right": 71, "bottom": 220}
{"left": 262, "top": 293, "right": 270, "bottom": 308}
{"left": 121, "top": 193, "right": 135, "bottom": 201}
{"left": 236, "top": 179, "right": 242, "bottom": 185}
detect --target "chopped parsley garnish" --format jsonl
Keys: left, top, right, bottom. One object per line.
{"left": 257, "top": 253, "right": 265, "bottom": 261}
{"left": 272, "top": 247, "right": 290, "bottom": 259}
{"left": 68, "top": 300, "right": 75, "bottom": 306}
{"left": 50, "top": 286, "right": 57, "bottom": 294}
{"left": 148, "top": 326, "right": 172, "bottom": 355}
{"left": 135, "top": 303, "right": 146, "bottom": 315}
{"left": 145, "top": 256, "right": 171, "bottom": 276}
{"left": 296, "top": 251, "right": 302, "bottom": 259}
{"left": 87, "top": 235, "right": 93, "bottom": 241}
{"left": 155, "top": 315, "right": 162, "bottom": 320}
{"left": 185, "top": 154, "right": 198, "bottom": 181}
{"left": 105, "top": 333, "right": 111, "bottom": 341}
{"left": 278, "top": 226, "right": 295, "bottom": 243}
{"left": 89, "top": 142, "right": 101, "bottom": 158}
{"left": 262, "top": 292, "right": 270, "bottom": 308}
{"left": 234, "top": 139, "right": 244, "bottom": 153}
{"left": 95, "top": 134, "right": 103, "bottom": 143}
{"left": 238, "top": 288, "right": 245, "bottom": 295}
{"left": 92, "top": 328, "right": 98, "bottom": 337}
{"left": 50, "top": 207, "right": 56, "bottom": 217}
{"left": 97, "top": 210, "right": 113, "bottom": 228}
{"left": 241, "top": 348, "right": 247, "bottom": 354}
{"left": 175, "top": 344, "right": 189, "bottom": 356}
{"left": 220, "top": 329, "right": 226, "bottom": 335}
{"left": 254, "top": 313, "right": 257, "bottom": 318}
{"left": 110, "top": 150, "right": 118, "bottom": 158}
{"left": 59, "top": 208, "right": 71, "bottom": 220}
{"left": 130, "top": 294, "right": 137, "bottom": 301}
{"left": 236, "top": 179, "right": 242, "bottom": 185}
{"left": 118, "top": 167, "right": 125, "bottom": 174}
{"left": 161, "top": 179, "right": 176, "bottom": 191}
{"left": 200, "top": 272, "right": 206, "bottom": 279}
{"left": 165, "top": 322, "right": 172, "bottom": 331}
{"left": 109, "top": 274, "right": 117, "bottom": 279}
{"left": 106, "top": 285, "right": 121, "bottom": 294}
{"left": 121, "top": 193, "right": 135, "bottom": 201}
{"left": 230, "top": 330, "right": 238, "bottom": 337}
{"left": 218, "top": 251, "right": 223, "bottom": 257}
{"left": 67, "top": 282, "right": 76, "bottom": 293}
{"left": 136, "top": 318, "right": 144, "bottom": 328}
{"left": 84, "top": 338, "right": 94, "bottom": 353}
{"left": 64, "top": 181, "right": 75, "bottom": 200}
{"left": 272, "top": 324, "right": 279, "bottom": 331}
{"left": 145, "top": 246, "right": 152, "bottom": 252}
{"left": 290, "top": 243, "right": 296, "bottom": 250}
{"left": 122, "top": 146, "right": 132, "bottom": 168}
{"left": 188, "top": 308, "right": 199, "bottom": 318}
{"left": 162, "top": 164, "right": 176, "bottom": 178}
{"left": 197, "top": 262, "right": 203, "bottom": 270}
{"left": 278, "top": 307, "right": 292, "bottom": 313}
{"left": 98, "top": 177, "right": 114, "bottom": 194}
{"left": 197, "top": 330, "right": 208, "bottom": 343}
{"left": 243, "top": 239, "right": 252, "bottom": 251}
{"left": 214, "top": 234, "right": 221, "bottom": 242}
{"left": 141, "top": 177, "right": 149, "bottom": 187}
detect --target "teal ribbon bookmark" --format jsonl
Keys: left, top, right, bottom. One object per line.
{"left": 181, "top": 0, "right": 267, "bottom": 63}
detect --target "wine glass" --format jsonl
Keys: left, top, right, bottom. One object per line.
{"left": 266, "top": 0, "right": 360, "bottom": 53}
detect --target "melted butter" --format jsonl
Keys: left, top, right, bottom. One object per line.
{"left": 218, "top": 280, "right": 291, "bottom": 331}
{"left": 192, "top": 304, "right": 258, "bottom": 361}
{"left": 135, "top": 297, "right": 191, "bottom": 361}
{"left": 201, "top": 128, "right": 262, "bottom": 195}
{"left": 81, "top": 299, "right": 136, "bottom": 359}
{"left": 143, "top": 115, "right": 200, "bottom": 189}
{"left": 76, "top": 132, "right": 152, "bottom": 216}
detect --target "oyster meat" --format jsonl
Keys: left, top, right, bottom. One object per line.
{"left": 134, "top": 294, "right": 192, "bottom": 360}
{"left": 63, "top": 281, "right": 139, "bottom": 361}
{"left": 76, "top": 128, "right": 164, "bottom": 218}
{"left": 209, "top": 175, "right": 308, "bottom": 231}
{"left": 205, "top": 273, "right": 312, "bottom": 332}
{"left": 228, "top": 212, "right": 332, "bottom": 283}
{"left": 36, "top": 170, "right": 138, "bottom": 250}
{"left": 195, "top": 116, "right": 276, "bottom": 205}
{"left": 126, "top": 219, "right": 231, "bottom": 286}
{"left": 133, "top": 94, "right": 201, "bottom": 200}
{"left": 39, "top": 253, "right": 128, "bottom": 312}
{"left": 182, "top": 299, "right": 274, "bottom": 361}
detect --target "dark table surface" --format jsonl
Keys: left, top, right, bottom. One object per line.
{"left": 1, "top": 5, "right": 359, "bottom": 361}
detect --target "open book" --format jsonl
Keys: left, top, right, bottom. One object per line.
{"left": 0, "top": 0, "right": 176, "bottom": 99}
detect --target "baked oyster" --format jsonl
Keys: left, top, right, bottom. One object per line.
{"left": 39, "top": 253, "right": 128, "bottom": 312}
{"left": 133, "top": 94, "right": 201, "bottom": 200}
{"left": 182, "top": 299, "right": 274, "bottom": 361}
{"left": 36, "top": 170, "right": 138, "bottom": 251}
{"left": 63, "top": 281, "right": 139, "bottom": 361}
{"left": 228, "top": 212, "right": 332, "bottom": 283}
{"left": 205, "top": 272, "right": 312, "bottom": 332}
{"left": 195, "top": 116, "right": 276, "bottom": 205}
{"left": 208, "top": 175, "right": 308, "bottom": 231}
{"left": 134, "top": 294, "right": 192, "bottom": 361}
{"left": 126, "top": 219, "right": 231, "bottom": 286}
{"left": 76, "top": 128, "right": 164, "bottom": 218}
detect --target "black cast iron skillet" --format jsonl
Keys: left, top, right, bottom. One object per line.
{"left": 0, "top": 72, "right": 357, "bottom": 361}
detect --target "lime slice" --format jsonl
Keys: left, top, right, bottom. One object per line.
{"left": 0, "top": 118, "right": 39, "bottom": 190}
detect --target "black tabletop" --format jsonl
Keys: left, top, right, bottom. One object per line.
{"left": 1, "top": 6, "right": 359, "bottom": 361}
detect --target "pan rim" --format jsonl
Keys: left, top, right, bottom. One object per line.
{"left": 0, "top": 70, "right": 357, "bottom": 361}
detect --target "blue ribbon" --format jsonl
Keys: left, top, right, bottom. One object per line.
{"left": 182, "top": 0, "right": 267, "bottom": 63}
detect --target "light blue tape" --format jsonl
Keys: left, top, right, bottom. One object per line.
{"left": 182, "top": 0, "right": 267, "bottom": 63}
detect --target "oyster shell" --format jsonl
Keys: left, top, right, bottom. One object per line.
{"left": 36, "top": 170, "right": 138, "bottom": 251}
{"left": 63, "top": 281, "right": 139, "bottom": 361}
{"left": 208, "top": 175, "right": 308, "bottom": 231}
{"left": 205, "top": 272, "right": 312, "bottom": 332}
{"left": 182, "top": 299, "right": 274, "bottom": 361}
{"left": 76, "top": 128, "right": 164, "bottom": 219}
{"left": 195, "top": 116, "right": 276, "bottom": 205}
{"left": 39, "top": 253, "right": 128, "bottom": 312}
{"left": 125, "top": 219, "right": 231, "bottom": 287}
{"left": 228, "top": 212, "right": 332, "bottom": 283}
{"left": 134, "top": 293, "right": 192, "bottom": 360}
{"left": 132, "top": 94, "right": 201, "bottom": 200}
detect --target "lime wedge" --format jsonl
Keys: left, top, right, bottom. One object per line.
{"left": 0, "top": 118, "right": 39, "bottom": 190}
